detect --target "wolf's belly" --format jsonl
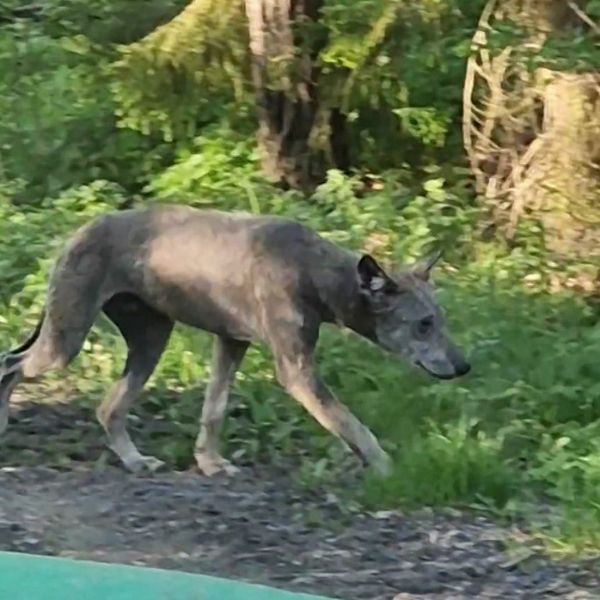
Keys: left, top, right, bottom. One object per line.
{"left": 140, "top": 275, "right": 260, "bottom": 341}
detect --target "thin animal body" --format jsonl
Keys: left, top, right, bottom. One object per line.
{"left": 0, "top": 206, "right": 470, "bottom": 476}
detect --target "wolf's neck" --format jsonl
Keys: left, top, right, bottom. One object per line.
{"left": 315, "top": 252, "right": 377, "bottom": 341}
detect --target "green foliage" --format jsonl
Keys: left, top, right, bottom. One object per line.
{"left": 108, "top": 0, "right": 489, "bottom": 167}
{"left": 148, "top": 122, "right": 276, "bottom": 210}
{"left": 318, "top": 0, "right": 489, "bottom": 167}
{"left": 0, "top": 1, "right": 179, "bottom": 201}
{"left": 484, "top": 5, "right": 600, "bottom": 75}
{"left": 362, "top": 420, "right": 517, "bottom": 508}
{"left": 311, "top": 168, "right": 476, "bottom": 261}
{"left": 111, "top": 0, "right": 248, "bottom": 140}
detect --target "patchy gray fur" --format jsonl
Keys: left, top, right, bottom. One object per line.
{"left": 0, "top": 206, "right": 469, "bottom": 476}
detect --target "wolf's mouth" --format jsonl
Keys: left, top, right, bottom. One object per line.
{"left": 416, "top": 361, "right": 456, "bottom": 380}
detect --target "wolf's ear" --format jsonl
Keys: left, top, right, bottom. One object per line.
{"left": 357, "top": 255, "right": 398, "bottom": 296}
{"left": 411, "top": 249, "right": 442, "bottom": 282}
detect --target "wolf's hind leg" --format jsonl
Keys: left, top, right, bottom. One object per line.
{"left": 0, "top": 372, "right": 21, "bottom": 435}
{"left": 0, "top": 316, "right": 42, "bottom": 434}
{"left": 96, "top": 293, "right": 173, "bottom": 473}
{"left": 0, "top": 304, "right": 98, "bottom": 435}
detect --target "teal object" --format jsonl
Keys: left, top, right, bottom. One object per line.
{"left": 0, "top": 551, "right": 337, "bottom": 600}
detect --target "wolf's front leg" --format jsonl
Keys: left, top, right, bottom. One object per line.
{"left": 275, "top": 351, "right": 392, "bottom": 476}
{"left": 194, "top": 336, "right": 248, "bottom": 476}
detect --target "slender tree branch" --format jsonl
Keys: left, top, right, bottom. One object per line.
{"left": 567, "top": 0, "right": 600, "bottom": 36}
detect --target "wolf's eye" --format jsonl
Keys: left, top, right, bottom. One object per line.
{"left": 416, "top": 316, "right": 434, "bottom": 337}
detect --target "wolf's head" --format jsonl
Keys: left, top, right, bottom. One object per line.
{"left": 356, "top": 252, "right": 470, "bottom": 380}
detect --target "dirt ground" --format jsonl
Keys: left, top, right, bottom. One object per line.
{"left": 0, "top": 397, "right": 599, "bottom": 600}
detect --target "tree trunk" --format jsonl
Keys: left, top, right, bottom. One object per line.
{"left": 464, "top": 0, "right": 600, "bottom": 257}
{"left": 520, "top": 70, "right": 600, "bottom": 256}
{"left": 245, "top": 0, "right": 349, "bottom": 193}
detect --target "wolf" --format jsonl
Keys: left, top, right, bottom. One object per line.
{"left": 0, "top": 205, "right": 469, "bottom": 476}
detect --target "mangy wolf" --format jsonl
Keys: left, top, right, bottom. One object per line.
{"left": 0, "top": 206, "right": 470, "bottom": 476}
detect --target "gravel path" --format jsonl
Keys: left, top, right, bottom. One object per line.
{"left": 0, "top": 397, "right": 598, "bottom": 599}
{"left": 0, "top": 465, "right": 598, "bottom": 599}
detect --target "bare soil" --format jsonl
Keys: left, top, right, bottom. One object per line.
{"left": 0, "top": 397, "right": 598, "bottom": 600}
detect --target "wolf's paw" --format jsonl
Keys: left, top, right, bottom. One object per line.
{"left": 195, "top": 452, "right": 240, "bottom": 477}
{"left": 0, "top": 407, "right": 8, "bottom": 436}
{"left": 123, "top": 454, "right": 167, "bottom": 474}
{"left": 370, "top": 452, "right": 393, "bottom": 478}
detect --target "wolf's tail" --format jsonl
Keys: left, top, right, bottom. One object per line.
{"left": 0, "top": 311, "right": 45, "bottom": 378}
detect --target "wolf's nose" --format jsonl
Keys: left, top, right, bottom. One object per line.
{"left": 455, "top": 361, "right": 471, "bottom": 377}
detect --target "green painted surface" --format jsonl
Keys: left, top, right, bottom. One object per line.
{"left": 0, "top": 551, "right": 337, "bottom": 600}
